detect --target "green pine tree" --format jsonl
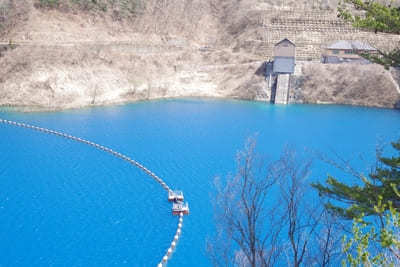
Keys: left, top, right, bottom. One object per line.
{"left": 312, "top": 140, "right": 400, "bottom": 219}
{"left": 338, "top": 0, "right": 400, "bottom": 68}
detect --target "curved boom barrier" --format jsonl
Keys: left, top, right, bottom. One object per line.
{"left": 0, "top": 118, "right": 184, "bottom": 266}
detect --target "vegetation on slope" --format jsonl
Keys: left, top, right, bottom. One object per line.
{"left": 339, "top": 0, "right": 400, "bottom": 68}
{"left": 35, "top": 0, "right": 145, "bottom": 17}
{"left": 339, "top": 0, "right": 400, "bottom": 34}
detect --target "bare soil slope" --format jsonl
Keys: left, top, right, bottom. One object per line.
{"left": 295, "top": 63, "right": 400, "bottom": 109}
{"left": 0, "top": 0, "right": 399, "bottom": 110}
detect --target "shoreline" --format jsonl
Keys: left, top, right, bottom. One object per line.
{"left": 1, "top": 3, "right": 400, "bottom": 114}
{"left": 1, "top": 96, "right": 399, "bottom": 113}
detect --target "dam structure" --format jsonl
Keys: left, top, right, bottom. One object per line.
{"left": 267, "top": 38, "right": 296, "bottom": 105}
{"left": 0, "top": 118, "right": 187, "bottom": 267}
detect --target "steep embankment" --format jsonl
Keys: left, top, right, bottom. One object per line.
{"left": 0, "top": 0, "right": 399, "bottom": 110}
{"left": 292, "top": 63, "right": 400, "bottom": 109}
{"left": 0, "top": 0, "right": 269, "bottom": 110}
{"left": 0, "top": 43, "right": 267, "bottom": 110}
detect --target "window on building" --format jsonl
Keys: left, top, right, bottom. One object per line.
{"left": 332, "top": 50, "right": 339, "bottom": 54}
{"left": 345, "top": 50, "right": 353, "bottom": 54}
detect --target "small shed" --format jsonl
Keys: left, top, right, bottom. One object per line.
{"left": 322, "top": 40, "right": 377, "bottom": 63}
{"left": 273, "top": 38, "right": 296, "bottom": 74}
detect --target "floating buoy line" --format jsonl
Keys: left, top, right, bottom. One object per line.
{"left": 0, "top": 118, "right": 189, "bottom": 266}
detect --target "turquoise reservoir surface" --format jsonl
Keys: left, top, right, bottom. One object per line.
{"left": 0, "top": 99, "right": 399, "bottom": 266}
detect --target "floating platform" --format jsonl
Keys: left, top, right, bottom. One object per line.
{"left": 168, "top": 190, "right": 184, "bottom": 202}
{"left": 172, "top": 201, "right": 189, "bottom": 215}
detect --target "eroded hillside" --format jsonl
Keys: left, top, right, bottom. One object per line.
{"left": 0, "top": 0, "right": 399, "bottom": 110}
{"left": 292, "top": 63, "right": 400, "bottom": 108}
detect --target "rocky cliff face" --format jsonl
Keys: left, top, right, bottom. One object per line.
{"left": 0, "top": 0, "right": 399, "bottom": 111}
{"left": 291, "top": 62, "right": 400, "bottom": 109}
{"left": 0, "top": 42, "right": 268, "bottom": 111}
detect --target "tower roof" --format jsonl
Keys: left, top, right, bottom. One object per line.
{"left": 275, "top": 38, "right": 296, "bottom": 47}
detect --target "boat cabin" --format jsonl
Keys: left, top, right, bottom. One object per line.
{"left": 168, "top": 190, "right": 184, "bottom": 202}
{"left": 172, "top": 201, "right": 189, "bottom": 215}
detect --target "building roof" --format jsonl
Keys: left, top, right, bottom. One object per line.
{"left": 323, "top": 56, "right": 343, "bottom": 64}
{"left": 326, "top": 40, "right": 376, "bottom": 51}
{"left": 323, "top": 56, "right": 372, "bottom": 64}
{"left": 273, "top": 56, "right": 295, "bottom": 74}
{"left": 351, "top": 41, "right": 376, "bottom": 51}
{"left": 275, "top": 38, "right": 296, "bottom": 47}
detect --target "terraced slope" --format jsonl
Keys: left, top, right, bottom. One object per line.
{"left": 240, "top": 8, "right": 400, "bottom": 60}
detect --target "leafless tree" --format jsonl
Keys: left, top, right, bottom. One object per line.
{"left": 277, "top": 148, "right": 345, "bottom": 267}
{"left": 207, "top": 138, "right": 283, "bottom": 267}
{"left": 310, "top": 210, "right": 343, "bottom": 267}
{"left": 208, "top": 140, "right": 344, "bottom": 267}
{"left": 275, "top": 148, "right": 318, "bottom": 267}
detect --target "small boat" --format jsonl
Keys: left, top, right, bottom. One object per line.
{"left": 172, "top": 201, "right": 189, "bottom": 215}
{"left": 168, "top": 190, "right": 184, "bottom": 202}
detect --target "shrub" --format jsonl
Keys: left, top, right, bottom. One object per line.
{"left": 37, "top": 0, "right": 60, "bottom": 8}
{"left": 34, "top": 0, "right": 145, "bottom": 17}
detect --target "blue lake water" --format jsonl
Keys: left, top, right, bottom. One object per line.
{"left": 0, "top": 99, "right": 399, "bottom": 267}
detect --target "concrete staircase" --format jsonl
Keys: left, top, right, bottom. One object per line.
{"left": 275, "top": 74, "right": 290, "bottom": 104}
